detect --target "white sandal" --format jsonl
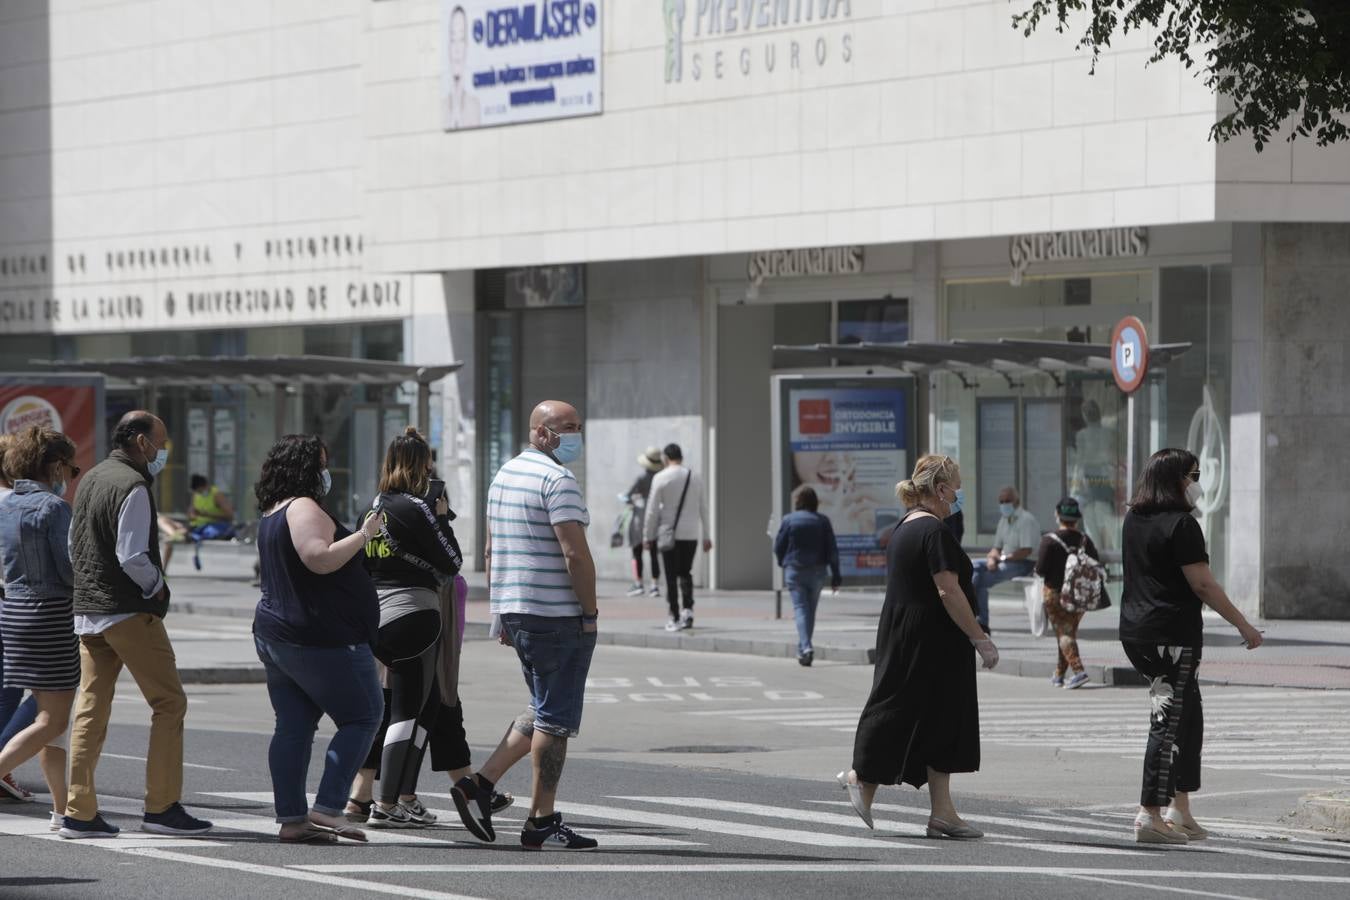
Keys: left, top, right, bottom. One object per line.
{"left": 835, "top": 771, "right": 874, "bottom": 829}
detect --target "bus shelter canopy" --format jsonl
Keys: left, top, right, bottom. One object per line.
{"left": 772, "top": 339, "right": 1191, "bottom": 388}
{"left": 32, "top": 355, "right": 461, "bottom": 387}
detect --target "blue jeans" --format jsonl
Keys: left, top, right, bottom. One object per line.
{"left": 254, "top": 635, "right": 384, "bottom": 823}
{"left": 785, "top": 565, "right": 827, "bottom": 656}
{"left": 971, "top": 558, "right": 1035, "bottom": 629}
{"left": 501, "top": 613, "right": 597, "bottom": 739}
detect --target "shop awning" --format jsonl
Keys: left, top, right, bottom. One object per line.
{"left": 772, "top": 339, "right": 1191, "bottom": 387}
{"left": 30, "top": 355, "right": 461, "bottom": 387}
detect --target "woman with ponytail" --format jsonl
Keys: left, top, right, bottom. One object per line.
{"left": 838, "top": 454, "right": 997, "bottom": 840}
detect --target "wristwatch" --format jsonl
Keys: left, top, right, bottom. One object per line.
{"left": 581, "top": 611, "right": 599, "bottom": 623}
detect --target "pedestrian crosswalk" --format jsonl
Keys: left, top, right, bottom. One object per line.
{"left": 686, "top": 688, "right": 1350, "bottom": 778}
{"left": 3, "top": 786, "right": 1345, "bottom": 860}
{"left": 4, "top": 783, "right": 1350, "bottom": 900}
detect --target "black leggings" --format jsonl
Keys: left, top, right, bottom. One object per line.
{"left": 661, "top": 540, "right": 698, "bottom": 617}
{"left": 371, "top": 609, "right": 441, "bottom": 805}
{"left": 1123, "top": 642, "right": 1203, "bottom": 807}
{"left": 632, "top": 543, "right": 660, "bottom": 580}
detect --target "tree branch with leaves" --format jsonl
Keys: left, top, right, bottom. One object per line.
{"left": 1014, "top": 1, "right": 1350, "bottom": 150}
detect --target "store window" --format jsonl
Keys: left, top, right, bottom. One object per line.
{"left": 1160, "top": 265, "right": 1232, "bottom": 580}
{"left": 943, "top": 272, "right": 1152, "bottom": 546}
{"left": 838, "top": 297, "right": 909, "bottom": 344}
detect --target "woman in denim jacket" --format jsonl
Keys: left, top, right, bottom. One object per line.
{"left": 0, "top": 426, "right": 80, "bottom": 830}
{"left": 774, "top": 486, "right": 841, "bottom": 667}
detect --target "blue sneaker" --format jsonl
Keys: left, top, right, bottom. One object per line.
{"left": 520, "top": 813, "right": 598, "bottom": 851}
{"left": 1064, "top": 671, "right": 1090, "bottom": 690}
{"left": 1050, "top": 674, "right": 1065, "bottom": 688}
{"left": 141, "top": 802, "right": 213, "bottom": 836}
{"left": 59, "top": 813, "right": 120, "bottom": 839}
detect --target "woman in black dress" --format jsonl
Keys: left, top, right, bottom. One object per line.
{"left": 1121, "top": 448, "right": 1263, "bottom": 844}
{"left": 838, "top": 454, "right": 998, "bottom": 839}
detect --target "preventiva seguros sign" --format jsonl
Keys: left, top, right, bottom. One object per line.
{"left": 442, "top": 1, "right": 602, "bottom": 131}
{"left": 664, "top": 0, "right": 853, "bottom": 85}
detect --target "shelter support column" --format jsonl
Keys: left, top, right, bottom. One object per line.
{"left": 1227, "top": 224, "right": 1263, "bottom": 619}
{"left": 273, "top": 384, "right": 287, "bottom": 442}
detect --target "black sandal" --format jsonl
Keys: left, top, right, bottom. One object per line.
{"left": 344, "top": 798, "right": 373, "bottom": 824}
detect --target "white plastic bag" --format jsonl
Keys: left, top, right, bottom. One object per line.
{"left": 1024, "top": 575, "right": 1047, "bottom": 638}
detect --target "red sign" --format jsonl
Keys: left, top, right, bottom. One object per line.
{"left": 797, "top": 398, "right": 832, "bottom": 434}
{"left": 1110, "top": 316, "right": 1150, "bottom": 394}
{"left": 0, "top": 384, "right": 101, "bottom": 501}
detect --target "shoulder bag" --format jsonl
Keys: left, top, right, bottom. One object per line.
{"left": 656, "top": 471, "right": 692, "bottom": 553}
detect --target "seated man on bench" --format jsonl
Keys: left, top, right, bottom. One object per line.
{"left": 971, "top": 485, "right": 1041, "bottom": 634}
{"left": 188, "top": 473, "right": 236, "bottom": 569}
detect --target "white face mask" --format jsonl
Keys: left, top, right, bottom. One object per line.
{"left": 1184, "top": 480, "right": 1204, "bottom": 509}
{"left": 319, "top": 469, "right": 333, "bottom": 497}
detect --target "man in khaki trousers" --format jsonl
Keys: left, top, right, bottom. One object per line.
{"left": 59, "top": 411, "right": 214, "bottom": 839}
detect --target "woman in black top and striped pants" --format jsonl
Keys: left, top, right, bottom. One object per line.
{"left": 1120, "top": 449, "right": 1263, "bottom": 845}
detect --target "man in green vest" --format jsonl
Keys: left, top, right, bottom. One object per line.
{"left": 59, "top": 410, "right": 214, "bottom": 840}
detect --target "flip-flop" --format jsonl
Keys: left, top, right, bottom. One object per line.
{"left": 280, "top": 826, "right": 338, "bottom": 844}
{"left": 312, "top": 822, "right": 368, "bottom": 843}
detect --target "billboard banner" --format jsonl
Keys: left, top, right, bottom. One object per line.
{"left": 780, "top": 378, "right": 911, "bottom": 584}
{"left": 441, "top": 1, "right": 603, "bottom": 131}
{"left": 0, "top": 376, "right": 105, "bottom": 502}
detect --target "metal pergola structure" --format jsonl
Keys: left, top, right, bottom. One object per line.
{"left": 771, "top": 339, "right": 1192, "bottom": 389}
{"left": 31, "top": 355, "right": 463, "bottom": 437}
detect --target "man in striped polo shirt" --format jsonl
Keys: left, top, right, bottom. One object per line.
{"left": 450, "top": 400, "right": 600, "bottom": 852}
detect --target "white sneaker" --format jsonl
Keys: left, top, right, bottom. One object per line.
{"left": 50, "top": 811, "right": 62, "bottom": 832}
{"left": 663, "top": 617, "right": 680, "bottom": 632}
{"left": 625, "top": 583, "right": 644, "bottom": 597}
{"left": 679, "top": 609, "right": 694, "bottom": 630}
{"left": 648, "top": 584, "right": 661, "bottom": 597}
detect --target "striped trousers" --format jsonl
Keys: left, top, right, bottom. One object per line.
{"left": 1123, "top": 643, "right": 1203, "bottom": 807}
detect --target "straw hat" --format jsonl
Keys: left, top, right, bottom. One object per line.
{"left": 638, "top": 446, "right": 663, "bottom": 472}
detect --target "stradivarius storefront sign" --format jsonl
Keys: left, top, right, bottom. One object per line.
{"left": 663, "top": 0, "right": 853, "bottom": 85}
{"left": 1008, "top": 227, "right": 1148, "bottom": 286}
{"left": 747, "top": 246, "right": 864, "bottom": 289}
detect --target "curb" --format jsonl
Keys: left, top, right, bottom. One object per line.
{"left": 171, "top": 613, "right": 1148, "bottom": 687}
{"left": 1289, "top": 791, "right": 1350, "bottom": 838}
{"left": 179, "top": 666, "right": 268, "bottom": 685}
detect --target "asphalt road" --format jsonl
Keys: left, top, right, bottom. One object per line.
{"left": 4, "top": 642, "right": 1349, "bottom": 899}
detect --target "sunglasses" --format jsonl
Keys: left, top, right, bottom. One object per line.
{"left": 1187, "top": 470, "right": 1201, "bottom": 483}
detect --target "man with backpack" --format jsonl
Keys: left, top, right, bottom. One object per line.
{"left": 1034, "top": 496, "right": 1107, "bottom": 689}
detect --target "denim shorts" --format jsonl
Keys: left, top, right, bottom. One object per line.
{"left": 501, "top": 613, "right": 597, "bottom": 739}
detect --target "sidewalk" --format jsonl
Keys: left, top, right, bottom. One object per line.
{"left": 163, "top": 543, "right": 1350, "bottom": 690}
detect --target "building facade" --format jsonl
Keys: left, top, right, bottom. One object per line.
{"left": 2, "top": 1, "right": 1348, "bottom": 617}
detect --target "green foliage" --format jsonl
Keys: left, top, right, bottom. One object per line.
{"left": 1013, "top": 1, "right": 1350, "bottom": 150}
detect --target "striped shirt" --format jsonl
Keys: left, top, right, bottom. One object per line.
{"left": 487, "top": 448, "right": 590, "bottom": 617}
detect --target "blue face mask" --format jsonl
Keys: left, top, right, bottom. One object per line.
{"left": 550, "top": 430, "right": 583, "bottom": 465}
{"left": 319, "top": 469, "right": 332, "bottom": 497}
{"left": 999, "top": 502, "right": 1016, "bottom": 518}
{"left": 147, "top": 446, "right": 169, "bottom": 477}
{"left": 948, "top": 488, "right": 964, "bottom": 515}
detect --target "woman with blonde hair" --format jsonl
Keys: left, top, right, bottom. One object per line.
{"left": 838, "top": 454, "right": 997, "bottom": 839}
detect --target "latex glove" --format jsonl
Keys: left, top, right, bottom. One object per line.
{"left": 974, "top": 638, "right": 999, "bottom": 669}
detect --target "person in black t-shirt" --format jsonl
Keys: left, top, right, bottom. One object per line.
{"left": 1034, "top": 496, "right": 1100, "bottom": 689}
{"left": 1120, "top": 448, "right": 1263, "bottom": 846}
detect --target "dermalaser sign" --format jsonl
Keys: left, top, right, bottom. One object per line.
{"left": 441, "top": 1, "right": 603, "bottom": 130}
